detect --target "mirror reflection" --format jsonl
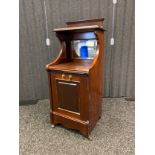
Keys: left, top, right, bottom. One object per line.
{"left": 72, "top": 40, "right": 97, "bottom": 59}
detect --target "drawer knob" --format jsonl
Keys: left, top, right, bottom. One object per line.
{"left": 68, "top": 75, "right": 72, "bottom": 80}
{"left": 62, "top": 74, "right": 65, "bottom": 79}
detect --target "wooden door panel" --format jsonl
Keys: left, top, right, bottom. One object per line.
{"left": 56, "top": 80, "right": 80, "bottom": 113}
{"left": 50, "top": 72, "right": 89, "bottom": 121}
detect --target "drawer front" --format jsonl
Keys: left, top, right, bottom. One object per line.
{"left": 50, "top": 72, "right": 89, "bottom": 120}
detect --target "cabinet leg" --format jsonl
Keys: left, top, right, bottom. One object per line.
{"left": 88, "top": 135, "right": 93, "bottom": 141}
{"left": 98, "top": 115, "right": 101, "bottom": 120}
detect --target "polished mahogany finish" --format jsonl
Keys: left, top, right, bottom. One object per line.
{"left": 46, "top": 18, "right": 105, "bottom": 138}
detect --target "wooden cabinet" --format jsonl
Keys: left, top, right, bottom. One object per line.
{"left": 46, "top": 19, "right": 105, "bottom": 138}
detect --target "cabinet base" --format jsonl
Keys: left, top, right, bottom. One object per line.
{"left": 50, "top": 111, "right": 90, "bottom": 138}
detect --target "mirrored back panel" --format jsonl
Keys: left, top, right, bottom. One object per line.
{"left": 72, "top": 40, "right": 97, "bottom": 59}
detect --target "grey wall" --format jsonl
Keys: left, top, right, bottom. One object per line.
{"left": 19, "top": 0, "right": 135, "bottom": 101}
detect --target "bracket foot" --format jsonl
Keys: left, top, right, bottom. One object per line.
{"left": 88, "top": 136, "right": 93, "bottom": 141}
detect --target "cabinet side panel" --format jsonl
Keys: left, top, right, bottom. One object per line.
{"left": 89, "top": 31, "right": 104, "bottom": 131}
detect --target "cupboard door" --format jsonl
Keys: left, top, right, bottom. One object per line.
{"left": 56, "top": 80, "right": 80, "bottom": 113}
{"left": 50, "top": 72, "right": 89, "bottom": 120}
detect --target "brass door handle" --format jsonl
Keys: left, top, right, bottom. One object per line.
{"left": 68, "top": 75, "right": 72, "bottom": 80}
{"left": 61, "top": 74, "right": 72, "bottom": 80}
{"left": 62, "top": 74, "right": 65, "bottom": 79}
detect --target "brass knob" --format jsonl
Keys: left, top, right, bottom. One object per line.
{"left": 68, "top": 75, "right": 72, "bottom": 80}
{"left": 62, "top": 74, "right": 65, "bottom": 79}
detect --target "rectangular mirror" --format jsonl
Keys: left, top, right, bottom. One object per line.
{"left": 72, "top": 40, "right": 97, "bottom": 59}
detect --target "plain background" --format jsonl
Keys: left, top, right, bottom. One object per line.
{"left": 0, "top": 0, "right": 155, "bottom": 155}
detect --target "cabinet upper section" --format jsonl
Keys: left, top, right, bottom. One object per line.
{"left": 46, "top": 18, "right": 105, "bottom": 74}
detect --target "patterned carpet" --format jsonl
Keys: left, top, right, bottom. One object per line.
{"left": 19, "top": 98, "right": 135, "bottom": 155}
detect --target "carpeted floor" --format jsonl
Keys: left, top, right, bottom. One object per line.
{"left": 19, "top": 98, "right": 135, "bottom": 155}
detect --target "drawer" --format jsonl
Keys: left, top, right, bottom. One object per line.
{"left": 52, "top": 72, "right": 81, "bottom": 82}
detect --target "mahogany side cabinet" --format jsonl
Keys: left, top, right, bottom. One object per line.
{"left": 46, "top": 18, "right": 105, "bottom": 138}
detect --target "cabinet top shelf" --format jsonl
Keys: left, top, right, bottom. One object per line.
{"left": 54, "top": 25, "right": 105, "bottom": 33}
